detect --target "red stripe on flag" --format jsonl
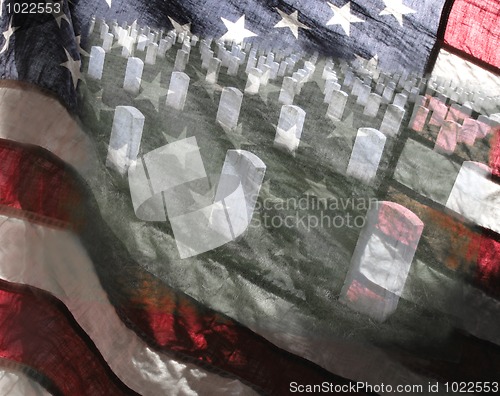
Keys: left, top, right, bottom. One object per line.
{"left": 0, "top": 139, "right": 84, "bottom": 230}
{"left": 0, "top": 139, "right": 372, "bottom": 394}
{"left": 0, "top": 280, "right": 139, "bottom": 396}
{"left": 444, "top": 0, "right": 500, "bottom": 70}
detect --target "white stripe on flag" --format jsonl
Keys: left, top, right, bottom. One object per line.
{"left": 0, "top": 214, "right": 257, "bottom": 396}
{"left": 0, "top": 369, "right": 52, "bottom": 396}
{"left": 0, "top": 84, "right": 256, "bottom": 395}
{"left": 0, "top": 85, "right": 96, "bottom": 177}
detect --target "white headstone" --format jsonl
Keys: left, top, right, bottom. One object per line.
{"left": 434, "top": 120, "right": 459, "bottom": 154}
{"left": 244, "top": 68, "right": 262, "bottom": 95}
{"left": 168, "top": 149, "right": 266, "bottom": 258}
{"left": 88, "top": 17, "right": 96, "bottom": 35}
{"left": 260, "top": 65, "right": 271, "bottom": 86}
{"left": 173, "top": 49, "right": 189, "bottom": 72}
{"left": 324, "top": 81, "right": 342, "bottom": 103}
{"left": 343, "top": 70, "right": 354, "bottom": 87}
{"left": 166, "top": 72, "right": 190, "bottom": 111}
{"left": 340, "top": 201, "right": 423, "bottom": 321}
{"left": 100, "top": 23, "right": 109, "bottom": 39}
{"left": 88, "top": 46, "right": 106, "bottom": 80}
{"left": 227, "top": 56, "right": 240, "bottom": 76}
{"left": 102, "top": 32, "right": 114, "bottom": 52}
{"left": 382, "top": 84, "right": 395, "bottom": 104}
{"left": 206, "top": 58, "right": 222, "bottom": 84}
{"left": 145, "top": 43, "right": 158, "bottom": 65}
{"left": 136, "top": 34, "right": 148, "bottom": 51}
{"left": 458, "top": 118, "right": 479, "bottom": 146}
{"left": 278, "top": 61, "right": 288, "bottom": 77}
{"left": 274, "top": 105, "right": 306, "bottom": 154}
{"left": 117, "top": 27, "right": 128, "bottom": 46}
{"left": 393, "top": 93, "right": 407, "bottom": 108}
{"left": 429, "top": 97, "right": 448, "bottom": 126}
{"left": 409, "top": 105, "right": 429, "bottom": 132}
{"left": 446, "top": 162, "right": 500, "bottom": 234}
{"left": 257, "top": 55, "right": 266, "bottom": 70}
{"left": 270, "top": 61, "right": 280, "bottom": 80}
{"left": 346, "top": 128, "right": 386, "bottom": 184}
{"left": 409, "top": 87, "right": 420, "bottom": 103}
{"left": 363, "top": 93, "right": 382, "bottom": 117}
{"left": 326, "top": 90, "right": 348, "bottom": 121}
{"left": 245, "top": 55, "right": 257, "bottom": 74}
{"left": 355, "top": 84, "right": 371, "bottom": 106}
{"left": 351, "top": 77, "right": 363, "bottom": 96}
{"left": 379, "top": 105, "right": 405, "bottom": 137}
{"left": 123, "top": 57, "right": 144, "bottom": 95}
{"left": 121, "top": 36, "right": 135, "bottom": 58}
{"left": 106, "top": 106, "right": 145, "bottom": 175}
{"left": 278, "top": 77, "right": 296, "bottom": 105}
{"left": 216, "top": 87, "right": 243, "bottom": 129}
{"left": 158, "top": 38, "right": 172, "bottom": 57}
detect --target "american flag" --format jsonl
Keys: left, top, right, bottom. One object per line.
{"left": 0, "top": 0, "right": 499, "bottom": 395}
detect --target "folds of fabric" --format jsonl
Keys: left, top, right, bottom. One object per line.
{"left": 0, "top": 279, "right": 139, "bottom": 396}
{"left": 0, "top": 82, "right": 96, "bottom": 176}
{"left": 0, "top": 110, "right": 371, "bottom": 394}
{"left": 0, "top": 139, "right": 257, "bottom": 395}
{"left": 0, "top": 368, "right": 52, "bottom": 396}
{"left": 444, "top": 0, "right": 500, "bottom": 70}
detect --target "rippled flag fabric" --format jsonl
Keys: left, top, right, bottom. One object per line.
{"left": 0, "top": 1, "right": 376, "bottom": 395}
{"left": 444, "top": 0, "right": 500, "bottom": 71}
{"left": 1, "top": 0, "right": 500, "bottom": 395}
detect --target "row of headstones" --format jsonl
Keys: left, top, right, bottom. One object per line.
{"left": 90, "top": 17, "right": 419, "bottom": 121}
{"left": 105, "top": 97, "right": 392, "bottom": 195}
{"left": 87, "top": 44, "right": 190, "bottom": 97}
{"left": 96, "top": 20, "right": 196, "bottom": 66}
{"left": 322, "top": 58, "right": 500, "bottom": 154}
{"left": 429, "top": 75, "right": 498, "bottom": 115}
{"left": 105, "top": 108, "right": 499, "bottom": 325}
{"left": 104, "top": 105, "right": 425, "bottom": 323}
{"left": 274, "top": 104, "right": 390, "bottom": 183}
{"left": 87, "top": 34, "right": 308, "bottom": 100}
{"left": 90, "top": 18, "right": 352, "bottom": 111}
{"left": 94, "top": 19, "right": 497, "bottom": 326}
{"left": 246, "top": 54, "right": 313, "bottom": 98}
{"left": 344, "top": 55, "right": 494, "bottom": 118}
{"left": 90, "top": 15, "right": 498, "bottom": 124}
{"left": 342, "top": 145, "right": 500, "bottom": 323}
{"left": 408, "top": 92, "right": 500, "bottom": 153}
{"left": 317, "top": 58, "right": 430, "bottom": 136}
{"left": 91, "top": 20, "right": 499, "bottom": 153}
{"left": 104, "top": 101, "right": 500, "bottom": 320}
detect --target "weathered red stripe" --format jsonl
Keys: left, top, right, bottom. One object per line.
{"left": 444, "top": 0, "right": 500, "bottom": 69}
{"left": 0, "top": 136, "right": 370, "bottom": 394}
{"left": 0, "top": 279, "right": 139, "bottom": 396}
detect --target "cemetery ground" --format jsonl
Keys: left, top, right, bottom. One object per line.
{"left": 78, "top": 27, "right": 500, "bottom": 380}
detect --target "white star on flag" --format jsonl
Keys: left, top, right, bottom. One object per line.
{"left": 60, "top": 48, "right": 81, "bottom": 88}
{"left": 220, "top": 15, "right": 257, "bottom": 44}
{"left": 326, "top": 2, "right": 364, "bottom": 36}
{"left": 274, "top": 8, "right": 310, "bottom": 39}
{"left": 379, "top": 0, "right": 416, "bottom": 26}
{"left": 168, "top": 17, "right": 192, "bottom": 36}
{"left": 75, "top": 35, "right": 90, "bottom": 57}
{"left": 52, "top": 1, "right": 70, "bottom": 28}
{"left": 135, "top": 72, "right": 169, "bottom": 112}
{"left": 105, "top": 0, "right": 112, "bottom": 7}
{"left": 0, "top": 18, "right": 19, "bottom": 55}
